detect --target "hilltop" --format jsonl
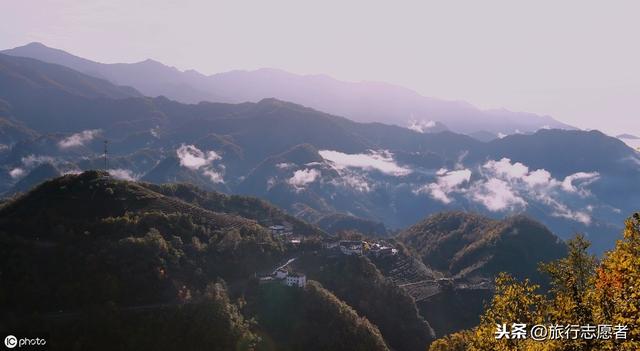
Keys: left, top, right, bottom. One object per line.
{"left": 0, "top": 171, "right": 409, "bottom": 350}
{"left": 399, "top": 212, "right": 567, "bottom": 281}
{"left": 391, "top": 212, "right": 567, "bottom": 335}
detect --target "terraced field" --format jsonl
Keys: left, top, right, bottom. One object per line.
{"left": 371, "top": 251, "right": 438, "bottom": 285}
{"left": 371, "top": 250, "right": 493, "bottom": 302}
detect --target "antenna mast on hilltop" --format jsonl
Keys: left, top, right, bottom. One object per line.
{"left": 103, "top": 140, "right": 109, "bottom": 171}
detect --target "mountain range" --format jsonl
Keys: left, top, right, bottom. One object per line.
{"left": 0, "top": 170, "right": 569, "bottom": 350}
{"left": 0, "top": 49, "right": 638, "bottom": 254}
{"left": 1, "top": 39, "right": 638, "bottom": 350}
{"left": 2, "top": 42, "right": 574, "bottom": 135}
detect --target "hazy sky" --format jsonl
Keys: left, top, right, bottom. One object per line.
{"left": 2, "top": 0, "right": 639, "bottom": 136}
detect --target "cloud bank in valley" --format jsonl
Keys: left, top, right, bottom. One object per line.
{"left": 561, "top": 172, "right": 600, "bottom": 195}
{"left": 335, "top": 173, "right": 372, "bottom": 193}
{"left": 414, "top": 168, "right": 471, "bottom": 204}
{"left": 407, "top": 119, "right": 436, "bottom": 133}
{"left": 470, "top": 178, "right": 527, "bottom": 212}
{"left": 9, "top": 168, "right": 25, "bottom": 179}
{"left": 177, "top": 144, "right": 221, "bottom": 170}
{"left": 415, "top": 157, "right": 600, "bottom": 225}
{"left": 58, "top": 129, "right": 101, "bottom": 149}
{"left": 319, "top": 149, "right": 411, "bottom": 176}
{"left": 288, "top": 168, "right": 320, "bottom": 190}
{"left": 176, "top": 144, "right": 225, "bottom": 183}
{"left": 108, "top": 168, "right": 139, "bottom": 181}
{"left": 9, "top": 155, "right": 57, "bottom": 180}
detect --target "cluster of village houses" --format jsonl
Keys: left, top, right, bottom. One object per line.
{"left": 262, "top": 223, "right": 398, "bottom": 288}
{"left": 268, "top": 224, "right": 301, "bottom": 244}
{"left": 268, "top": 223, "right": 398, "bottom": 257}
{"left": 322, "top": 239, "right": 398, "bottom": 257}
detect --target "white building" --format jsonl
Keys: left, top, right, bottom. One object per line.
{"left": 275, "top": 269, "right": 288, "bottom": 279}
{"left": 285, "top": 273, "right": 307, "bottom": 287}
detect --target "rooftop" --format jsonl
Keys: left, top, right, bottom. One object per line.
{"left": 288, "top": 272, "right": 306, "bottom": 278}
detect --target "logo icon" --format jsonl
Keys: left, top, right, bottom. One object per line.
{"left": 4, "top": 335, "right": 17, "bottom": 348}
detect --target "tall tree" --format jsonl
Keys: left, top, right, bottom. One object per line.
{"left": 592, "top": 213, "right": 640, "bottom": 351}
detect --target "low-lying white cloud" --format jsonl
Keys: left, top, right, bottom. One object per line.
{"left": 471, "top": 178, "right": 527, "bottom": 211}
{"left": 288, "top": 168, "right": 320, "bottom": 190}
{"left": 9, "top": 168, "right": 24, "bottom": 179}
{"left": 58, "top": 129, "right": 101, "bottom": 149}
{"left": 561, "top": 172, "right": 600, "bottom": 195}
{"left": 8, "top": 154, "right": 57, "bottom": 180}
{"left": 472, "top": 158, "right": 598, "bottom": 223}
{"left": 319, "top": 149, "right": 411, "bottom": 176}
{"left": 522, "top": 169, "right": 554, "bottom": 187}
{"left": 176, "top": 144, "right": 225, "bottom": 184}
{"left": 7, "top": 155, "right": 59, "bottom": 181}
{"left": 176, "top": 144, "right": 221, "bottom": 170}
{"left": 203, "top": 169, "right": 224, "bottom": 184}
{"left": 412, "top": 157, "right": 600, "bottom": 224}
{"left": 330, "top": 170, "right": 372, "bottom": 193}
{"left": 276, "top": 162, "right": 295, "bottom": 170}
{"left": 341, "top": 174, "right": 371, "bottom": 192}
{"left": 62, "top": 169, "right": 82, "bottom": 176}
{"left": 108, "top": 168, "right": 139, "bottom": 181}
{"left": 22, "top": 155, "right": 56, "bottom": 168}
{"left": 150, "top": 126, "right": 160, "bottom": 138}
{"left": 415, "top": 168, "right": 471, "bottom": 204}
{"left": 408, "top": 119, "right": 436, "bottom": 133}
{"left": 542, "top": 196, "right": 593, "bottom": 225}
{"left": 483, "top": 158, "right": 529, "bottom": 180}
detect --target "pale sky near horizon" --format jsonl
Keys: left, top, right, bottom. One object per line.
{"left": 1, "top": 0, "right": 639, "bottom": 136}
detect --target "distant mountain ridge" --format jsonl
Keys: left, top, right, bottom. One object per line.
{"left": 0, "top": 49, "right": 637, "bottom": 254}
{"left": 2, "top": 42, "right": 574, "bottom": 135}
{"left": 617, "top": 133, "right": 639, "bottom": 140}
{"left": 0, "top": 52, "right": 141, "bottom": 100}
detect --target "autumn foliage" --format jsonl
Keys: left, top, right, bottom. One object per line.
{"left": 429, "top": 213, "right": 640, "bottom": 351}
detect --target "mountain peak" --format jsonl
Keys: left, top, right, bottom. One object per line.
{"left": 22, "top": 41, "right": 48, "bottom": 48}
{"left": 6, "top": 41, "right": 70, "bottom": 56}
{"left": 3, "top": 43, "right": 575, "bottom": 135}
{"left": 139, "top": 58, "right": 162, "bottom": 65}
{"left": 257, "top": 97, "right": 284, "bottom": 104}
{"left": 2, "top": 41, "right": 102, "bottom": 70}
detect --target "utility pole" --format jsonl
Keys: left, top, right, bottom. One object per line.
{"left": 103, "top": 140, "right": 108, "bottom": 171}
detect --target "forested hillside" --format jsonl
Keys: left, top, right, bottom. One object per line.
{"left": 399, "top": 212, "right": 567, "bottom": 281}
{"left": 430, "top": 214, "right": 640, "bottom": 351}
{"left": 0, "top": 171, "right": 381, "bottom": 350}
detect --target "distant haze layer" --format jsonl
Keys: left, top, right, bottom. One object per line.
{"left": 1, "top": 0, "right": 639, "bottom": 136}
{"left": 1, "top": 43, "right": 574, "bottom": 136}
